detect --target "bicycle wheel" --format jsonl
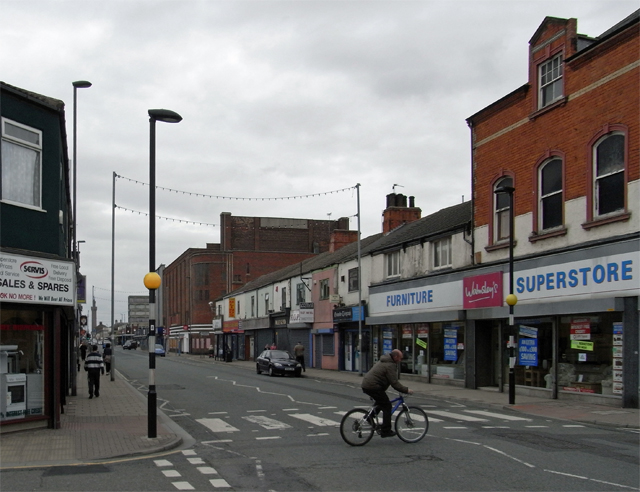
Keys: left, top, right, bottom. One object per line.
{"left": 340, "top": 409, "right": 375, "bottom": 446}
{"left": 395, "top": 406, "right": 429, "bottom": 443}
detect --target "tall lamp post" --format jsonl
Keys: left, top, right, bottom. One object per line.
{"left": 495, "top": 185, "right": 517, "bottom": 405}
{"left": 71, "top": 80, "right": 91, "bottom": 398}
{"left": 145, "top": 108, "right": 182, "bottom": 438}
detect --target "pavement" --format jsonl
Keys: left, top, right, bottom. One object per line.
{"left": 1, "top": 354, "right": 638, "bottom": 469}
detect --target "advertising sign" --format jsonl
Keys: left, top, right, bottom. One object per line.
{"left": 0, "top": 252, "right": 76, "bottom": 306}
{"left": 570, "top": 318, "right": 591, "bottom": 340}
{"left": 463, "top": 272, "right": 503, "bottom": 309}
{"left": 518, "top": 338, "right": 538, "bottom": 366}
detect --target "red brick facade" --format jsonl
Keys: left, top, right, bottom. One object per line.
{"left": 163, "top": 213, "right": 352, "bottom": 329}
{"left": 468, "top": 14, "right": 639, "bottom": 256}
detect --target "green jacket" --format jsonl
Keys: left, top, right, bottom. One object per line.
{"left": 361, "top": 354, "right": 409, "bottom": 393}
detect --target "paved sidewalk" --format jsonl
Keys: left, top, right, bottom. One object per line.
{"left": 0, "top": 369, "right": 186, "bottom": 469}
{"left": 0, "top": 355, "right": 637, "bottom": 470}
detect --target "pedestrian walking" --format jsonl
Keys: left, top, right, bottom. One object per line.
{"left": 80, "top": 342, "right": 88, "bottom": 361}
{"left": 294, "top": 341, "right": 306, "bottom": 372}
{"left": 103, "top": 343, "right": 113, "bottom": 375}
{"left": 84, "top": 344, "right": 104, "bottom": 399}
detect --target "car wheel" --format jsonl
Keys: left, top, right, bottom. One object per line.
{"left": 268, "top": 366, "right": 275, "bottom": 377}
{"left": 256, "top": 364, "right": 261, "bottom": 375}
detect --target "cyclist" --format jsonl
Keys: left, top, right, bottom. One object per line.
{"left": 361, "top": 349, "right": 413, "bottom": 438}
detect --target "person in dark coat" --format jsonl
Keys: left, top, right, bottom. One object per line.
{"left": 103, "top": 343, "right": 113, "bottom": 375}
{"left": 361, "top": 349, "right": 413, "bottom": 438}
{"left": 84, "top": 344, "right": 105, "bottom": 399}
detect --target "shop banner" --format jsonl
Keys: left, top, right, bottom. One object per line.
{"left": 463, "top": 272, "right": 503, "bottom": 309}
{"left": 518, "top": 338, "right": 538, "bottom": 366}
{"left": 0, "top": 252, "right": 75, "bottom": 306}
{"left": 444, "top": 338, "right": 458, "bottom": 361}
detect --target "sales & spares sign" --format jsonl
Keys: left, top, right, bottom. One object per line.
{"left": 0, "top": 253, "right": 75, "bottom": 306}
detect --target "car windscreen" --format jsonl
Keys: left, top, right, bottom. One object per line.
{"left": 269, "top": 350, "right": 292, "bottom": 359}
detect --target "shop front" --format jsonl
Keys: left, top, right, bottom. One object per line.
{"left": 0, "top": 252, "right": 75, "bottom": 430}
{"left": 287, "top": 302, "right": 314, "bottom": 367}
{"left": 333, "top": 305, "right": 370, "bottom": 372}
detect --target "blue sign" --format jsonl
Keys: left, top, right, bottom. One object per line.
{"left": 383, "top": 339, "right": 393, "bottom": 354}
{"left": 518, "top": 338, "right": 538, "bottom": 366}
{"left": 444, "top": 338, "right": 457, "bottom": 361}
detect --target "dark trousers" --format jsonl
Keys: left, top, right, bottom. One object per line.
{"left": 87, "top": 369, "right": 101, "bottom": 397}
{"left": 296, "top": 355, "right": 305, "bottom": 371}
{"left": 362, "top": 388, "right": 392, "bottom": 432}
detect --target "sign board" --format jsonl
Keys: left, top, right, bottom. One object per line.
{"left": 0, "top": 252, "right": 76, "bottom": 305}
{"left": 463, "top": 272, "right": 503, "bottom": 309}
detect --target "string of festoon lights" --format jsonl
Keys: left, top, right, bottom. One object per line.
{"left": 114, "top": 173, "right": 357, "bottom": 226}
{"left": 115, "top": 173, "right": 356, "bottom": 201}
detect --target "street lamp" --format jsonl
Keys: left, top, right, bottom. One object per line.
{"left": 71, "top": 80, "right": 91, "bottom": 398}
{"left": 146, "top": 108, "right": 182, "bottom": 438}
{"left": 495, "top": 185, "right": 517, "bottom": 405}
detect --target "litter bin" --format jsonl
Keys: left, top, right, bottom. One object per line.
{"left": 225, "top": 352, "right": 232, "bottom": 362}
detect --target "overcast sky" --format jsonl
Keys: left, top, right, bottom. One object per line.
{"left": 3, "top": 0, "right": 637, "bottom": 327}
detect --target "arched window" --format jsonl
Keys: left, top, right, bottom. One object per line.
{"left": 538, "top": 158, "right": 563, "bottom": 230}
{"left": 494, "top": 176, "right": 513, "bottom": 241}
{"left": 593, "top": 133, "right": 625, "bottom": 217}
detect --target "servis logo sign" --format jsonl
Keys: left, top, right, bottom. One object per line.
{"left": 20, "top": 261, "right": 49, "bottom": 279}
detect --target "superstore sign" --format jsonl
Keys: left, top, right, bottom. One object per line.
{"left": 0, "top": 253, "right": 76, "bottom": 306}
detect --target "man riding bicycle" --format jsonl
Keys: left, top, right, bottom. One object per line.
{"left": 361, "top": 349, "right": 413, "bottom": 438}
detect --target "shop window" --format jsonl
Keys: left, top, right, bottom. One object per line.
{"left": 538, "top": 54, "right": 563, "bottom": 109}
{"left": 538, "top": 158, "right": 563, "bottom": 230}
{"left": 1, "top": 118, "right": 42, "bottom": 209}
{"left": 593, "top": 133, "right": 625, "bottom": 218}
{"left": 348, "top": 267, "right": 359, "bottom": 292}
{"left": 493, "top": 176, "right": 513, "bottom": 242}
{"left": 433, "top": 237, "right": 452, "bottom": 269}
{"left": 430, "top": 322, "right": 465, "bottom": 380}
{"left": 319, "top": 279, "right": 330, "bottom": 300}
{"left": 386, "top": 251, "right": 400, "bottom": 278}
{"left": 505, "top": 321, "right": 553, "bottom": 389}
{"left": 557, "top": 314, "right": 620, "bottom": 395}
{"left": 0, "top": 309, "right": 46, "bottom": 422}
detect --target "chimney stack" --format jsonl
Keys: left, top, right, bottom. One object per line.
{"left": 382, "top": 193, "right": 421, "bottom": 234}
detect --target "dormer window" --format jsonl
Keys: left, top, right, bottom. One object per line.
{"left": 539, "top": 54, "right": 563, "bottom": 108}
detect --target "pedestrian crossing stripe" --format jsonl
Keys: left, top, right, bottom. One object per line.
{"left": 243, "top": 415, "right": 292, "bottom": 429}
{"left": 428, "top": 410, "right": 488, "bottom": 421}
{"left": 464, "top": 410, "right": 531, "bottom": 421}
{"left": 196, "top": 418, "right": 240, "bottom": 433}
{"left": 289, "top": 413, "right": 340, "bottom": 427}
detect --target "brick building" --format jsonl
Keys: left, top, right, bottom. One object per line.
{"left": 162, "top": 212, "right": 351, "bottom": 350}
{"left": 466, "top": 11, "right": 638, "bottom": 406}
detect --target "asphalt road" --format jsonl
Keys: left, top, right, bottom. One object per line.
{"left": 2, "top": 350, "right": 638, "bottom": 492}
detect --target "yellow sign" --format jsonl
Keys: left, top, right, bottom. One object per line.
{"left": 415, "top": 338, "right": 427, "bottom": 349}
{"left": 229, "top": 298, "right": 236, "bottom": 318}
{"left": 571, "top": 340, "right": 594, "bottom": 351}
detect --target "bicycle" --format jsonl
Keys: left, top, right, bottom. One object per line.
{"left": 339, "top": 393, "right": 429, "bottom": 446}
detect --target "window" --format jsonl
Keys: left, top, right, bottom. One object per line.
{"left": 348, "top": 268, "right": 359, "bottom": 292}
{"left": 494, "top": 177, "right": 513, "bottom": 241}
{"left": 594, "top": 133, "right": 625, "bottom": 217}
{"left": 386, "top": 251, "right": 400, "bottom": 277}
{"left": 1, "top": 118, "right": 42, "bottom": 208}
{"left": 281, "top": 287, "right": 286, "bottom": 310}
{"left": 433, "top": 237, "right": 452, "bottom": 268}
{"left": 319, "top": 279, "right": 330, "bottom": 300}
{"left": 539, "top": 54, "right": 563, "bottom": 108}
{"left": 251, "top": 296, "right": 255, "bottom": 317}
{"left": 539, "top": 158, "right": 563, "bottom": 230}
{"left": 296, "top": 283, "right": 306, "bottom": 305}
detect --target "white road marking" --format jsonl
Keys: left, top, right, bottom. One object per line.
{"left": 208, "top": 411, "right": 228, "bottom": 415}
{"left": 283, "top": 408, "right": 299, "bottom": 411}
{"left": 202, "top": 439, "right": 232, "bottom": 444}
{"left": 464, "top": 410, "right": 531, "bottom": 421}
{"left": 209, "top": 478, "right": 231, "bottom": 488}
{"left": 563, "top": 424, "right": 585, "bottom": 428}
{"left": 163, "top": 470, "right": 181, "bottom": 477}
{"left": 181, "top": 450, "right": 197, "bottom": 456}
{"left": 289, "top": 413, "right": 340, "bottom": 427}
{"left": 308, "top": 432, "right": 330, "bottom": 436}
{"left": 443, "top": 426, "right": 468, "bottom": 429}
{"left": 197, "top": 418, "right": 240, "bottom": 433}
{"left": 187, "top": 457, "right": 205, "bottom": 465}
{"left": 243, "top": 415, "right": 292, "bottom": 430}
{"left": 246, "top": 409, "right": 266, "bottom": 413}
{"left": 526, "top": 425, "right": 549, "bottom": 428}
{"left": 155, "top": 459, "right": 172, "bottom": 467}
{"left": 197, "top": 467, "right": 218, "bottom": 475}
{"left": 172, "top": 482, "right": 195, "bottom": 490}
{"left": 318, "top": 406, "right": 337, "bottom": 409}
{"left": 429, "top": 410, "right": 488, "bottom": 422}
{"left": 256, "top": 436, "right": 281, "bottom": 440}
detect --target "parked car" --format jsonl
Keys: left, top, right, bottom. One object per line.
{"left": 154, "top": 344, "right": 166, "bottom": 357}
{"left": 256, "top": 350, "right": 302, "bottom": 377}
{"left": 123, "top": 340, "right": 137, "bottom": 350}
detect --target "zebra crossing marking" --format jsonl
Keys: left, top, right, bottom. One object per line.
{"left": 429, "top": 410, "right": 488, "bottom": 422}
{"left": 155, "top": 459, "right": 172, "bottom": 467}
{"left": 196, "top": 418, "right": 240, "bottom": 433}
{"left": 172, "top": 482, "right": 194, "bottom": 490}
{"left": 163, "top": 470, "right": 181, "bottom": 477}
{"left": 243, "top": 415, "right": 292, "bottom": 430}
{"left": 464, "top": 410, "right": 531, "bottom": 421}
{"left": 289, "top": 413, "right": 340, "bottom": 427}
